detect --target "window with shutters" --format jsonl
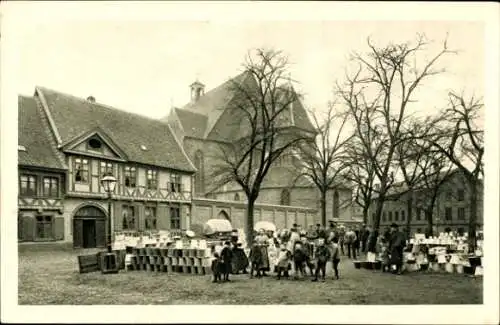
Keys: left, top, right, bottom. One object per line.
{"left": 170, "top": 206, "right": 181, "bottom": 229}
{"left": 457, "top": 189, "right": 465, "bottom": 201}
{"left": 122, "top": 205, "right": 136, "bottom": 230}
{"left": 100, "top": 161, "right": 113, "bottom": 178}
{"left": 43, "top": 177, "right": 59, "bottom": 197}
{"left": 382, "top": 212, "right": 387, "bottom": 222}
{"left": 146, "top": 169, "right": 158, "bottom": 190}
{"left": 170, "top": 174, "right": 181, "bottom": 193}
{"left": 394, "top": 211, "right": 399, "bottom": 221}
{"left": 74, "top": 158, "right": 89, "bottom": 183}
{"left": 20, "top": 174, "right": 37, "bottom": 196}
{"left": 145, "top": 206, "right": 157, "bottom": 230}
{"left": 445, "top": 207, "right": 452, "bottom": 221}
{"left": 401, "top": 210, "right": 406, "bottom": 221}
{"left": 35, "top": 215, "right": 54, "bottom": 240}
{"left": 388, "top": 211, "right": 393, "bottom": 222}
{"left": 416, "top": 208, "right": 422, "bottom": 221}
{"left": 458, "top": 207, "right": 465, "bottom": 220}
{"left": 124, "top": 166, "right": 137, "bottom": 187}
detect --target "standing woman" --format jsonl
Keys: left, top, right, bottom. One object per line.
{"left": 255, "top": 229, "right": 270, "bottom": 276}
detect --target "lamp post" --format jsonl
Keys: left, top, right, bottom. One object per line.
{"left": 100, "top": 173, "right": 119, "bottom": 274}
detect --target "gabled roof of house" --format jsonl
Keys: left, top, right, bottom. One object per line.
{"left": 166, "top": 70, "right": 316, "bottom": 142}
{"left": 18, "top": 95, "right": 66, "bottom": 170}
{"left": 35, "top": 87, "right": 196, "bottom": 173}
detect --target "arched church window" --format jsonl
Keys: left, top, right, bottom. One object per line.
{"left": 280, "top": 189, "right": 290, "bottom": 206}
{"left": 333, "top": 190, "right": 340, "bottom": 219}
{"left": 234, "top": 193, "right": 240, "bottom": 201}
{"left": 194, "top": 150, "right": 205, "bottom": 194}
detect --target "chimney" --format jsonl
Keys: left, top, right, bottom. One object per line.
{"left": 190, "top": 80, "right": 205, "bottom": 103}
{"left": 86, "top": 96, "right": 96, "bottom": 103}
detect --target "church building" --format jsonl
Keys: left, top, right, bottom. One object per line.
{"left": 165, "top": 71, "right": 354, "bottom": 229}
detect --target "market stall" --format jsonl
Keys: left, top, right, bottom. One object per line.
{"left": 354, "top": 232, "right": 484, "bottom": 276}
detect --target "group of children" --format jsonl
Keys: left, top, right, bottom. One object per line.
{"left": 211, "top": 232, "right": 342, "bottom": 283}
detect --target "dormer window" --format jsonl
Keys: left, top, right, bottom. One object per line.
{"left": 88, "top": 138, "right": 102, "bottom": 150}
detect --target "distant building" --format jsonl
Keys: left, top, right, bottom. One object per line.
{"left": 368, "top": 169, "right": 483, "bottom": 236}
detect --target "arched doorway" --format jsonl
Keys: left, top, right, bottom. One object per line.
{"left": 217, "top": 210, "right": 231, "bottom": 222}
{"left": 73, "top": 205, "right": 107, "bottom": 248}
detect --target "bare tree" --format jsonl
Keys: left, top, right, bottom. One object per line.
{"left": 413, "top": 141, "right": 456, "bottom": 237}
{"left": 294, "top": 104, "right": 353, "bottom": 227}
{"left": 211, "top": 48, "right": 315, "bottom": 245}
{"left": 395, "top": 119, "right": 438, "bottom": 237}
{"left": 342, "top": 136, "right": 377, "bottom": 225}
{"left": 337, "top": 34, "right": 454, "bottom": 232}
{"left": 428, "top": 92, "right": 484, "bottom": 250}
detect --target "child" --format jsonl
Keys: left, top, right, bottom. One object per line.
{"left": 211, "top": 252, "right": 222, "bottom": 283}
{"left": 220, "top": 241, "right": 233, "bottom": 282}
{"left": 331, "top": 237, "right": 341, "bottom": 280}
{"left": 378, "top": 237, "right": 390, "bottom": 272}
{"left": 276, "top": 245, "right": 292, "bottom": 280}
{"left": 292, "top": 241, "right": 308, "bottom": 278}
{"left": 249, "top": 243, "right": 263, "bottom": 278}
{"left": 301, "top": 236, "right": 315, "bottom": 276}
{"left": 312, "top": 238, "right": 331, "bottom": 282}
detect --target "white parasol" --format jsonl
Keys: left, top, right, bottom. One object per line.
{"left": 254, "top": 221, "right": 277, "bottom": 232}
{"left": 203, "top": 218, "right": 233, "bottom": 235}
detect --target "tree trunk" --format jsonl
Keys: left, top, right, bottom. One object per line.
{"left": 320, "top": 190, "right": 327, "bottom": 227}
{"left": 468, "top": 179, "right": 478, "bottom": 252}
{"left": 405, "top": 195, "right": 413, "bottom": 238}
{"left": 246, "top": 199, "right": 255, "bottom": 247}
{"left": 424, "top": 210, "right": 433, "bottom": 238}
{"left": 362, "top": 206, "right": 369, "bottom": 225}
{"left": 373, "top": 194, "right": 385, "bottom": 232}
{"left": 425, "top": 193, "right": 438, "bottom": 237}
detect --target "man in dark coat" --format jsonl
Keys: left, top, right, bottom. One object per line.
{"left": 360, "top": 224, "right": 370, "bottom": 253}
{"left": 220, "top": 241, "right": 233, "bottom": 281}
{"left": 317, "top": 224, "right": 327, "bottom": 240}
{"left": 353, "top": 226, "right": 361, "bottom": 257}
{"left": 388, "top": 223, "right": 406, "bottom": 275}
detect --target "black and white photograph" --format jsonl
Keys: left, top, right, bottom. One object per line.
{"left": 1, "top": 1, "right": 498, "bottom": 324}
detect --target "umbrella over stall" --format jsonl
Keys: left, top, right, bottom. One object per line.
{"left": 254, "top": 221, "right": 277, "bottom": 232}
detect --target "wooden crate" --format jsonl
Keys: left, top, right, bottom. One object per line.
{"left": 77, "top": 253, "right": 100, "bottom": 274}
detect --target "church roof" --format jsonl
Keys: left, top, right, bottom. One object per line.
{"left": 33, "top": 87, "right": 196, "bottom": 173}
{"left": 169, "top": 71, "right": 316, "bottom": 141}
{"left": 18, "top": 95, "right": 66, "bottom": 170}
{"left": 173, "top": 108, "right": 208, "bottom": 139}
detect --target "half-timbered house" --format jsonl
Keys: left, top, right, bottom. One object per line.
{"left": 18, "top": 88, "right": 196, "bottom": 248}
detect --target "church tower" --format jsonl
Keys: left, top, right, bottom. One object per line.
{"left": 190, "top": 80, "right": 205, "bottom": 103}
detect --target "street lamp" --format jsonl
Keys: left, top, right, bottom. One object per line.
{"left": 100, "top": 173, "right": 119, "bottom": 274}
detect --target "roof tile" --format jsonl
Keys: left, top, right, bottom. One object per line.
{"left": 18, "top": 96, "right": 65, "bottom": 170}
{"left": 36, "top": 87, "right": 195, "bottom": 173}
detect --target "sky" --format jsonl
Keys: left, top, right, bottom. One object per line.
{"left": 13, "top": 19, "right": 484, "bottom": 120}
